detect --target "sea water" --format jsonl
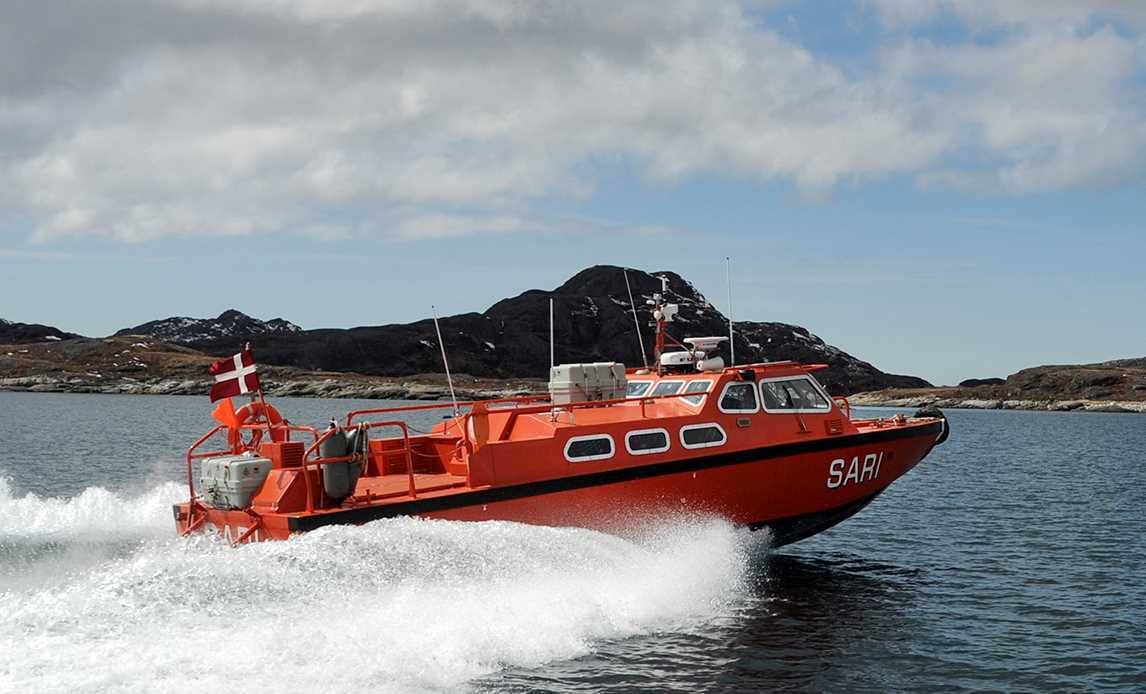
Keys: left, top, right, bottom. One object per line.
{"left": 0, "top": 392, "right": 1143, "bottom": 692}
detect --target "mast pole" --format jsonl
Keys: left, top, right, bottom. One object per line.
{"left": 549, "top": 297, "right": 555, "bottom": 370}
{"left": 652, "top": 275, "right": 669, "bottom": 374}
{"left": 431, "top": 305, "right": 460, "bottom": 418}
{"left": 725, "top": 256, "right": 735, "bottom": 367}
{"left": 623, "top": 269, "right": 649, "bottom": 369}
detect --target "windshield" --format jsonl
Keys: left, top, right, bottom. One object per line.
{"left": 626, "top": 381, "right": 651, "bottom": 398}
{"left": 651, "top": 380, "right": 684, "bottom": 397}
{"left": 681, "top": 380, "right": 712, "bottom": 406}
{"left": 760, "top": 377, "right": 830, "bottom": 411}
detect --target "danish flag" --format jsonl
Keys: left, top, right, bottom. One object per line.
{"left": 208, "top": 347, "right": 261, "bottom": 402}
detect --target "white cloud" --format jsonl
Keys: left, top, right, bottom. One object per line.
{"left": 884, "top": 23, "right": 1146, "bottom": 191}
{"left": 0, "top": 0, "right": 1143, "bottom": 242}
{"left": 869, "top": 0, "right": 1146, "bottom": 28}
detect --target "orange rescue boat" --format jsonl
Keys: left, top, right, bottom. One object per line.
{"left": 175, "top": 283, "right": 948, "bottom": 546}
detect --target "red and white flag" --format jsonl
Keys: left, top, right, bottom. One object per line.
{"left": 208, "top": 348, "right": 261, "bottom": 402}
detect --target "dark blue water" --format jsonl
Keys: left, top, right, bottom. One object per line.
{"left": 1, "top": 392, "right": 1143, "bottom": 692}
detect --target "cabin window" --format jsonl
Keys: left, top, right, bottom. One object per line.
{"left": 625, "top": 428, "right": 671, "bottom": 455}
{"left": 564, "top": 435, "right": 615, "bottom": 462}
{"left": 651, "top": 380, "right": 684, "bottom": 397}
{"left": 681, "top": 380, "right": 713, "bottom": 406}
{"left": 718, "top": 382, "right": 759, "bottom": 413}
{"left": 679, "top": 423, "right": 727, "bottom": 450}
{"left": 760, "top": 377, "right": 831, "bottom": 413}
{"left": 626, "top": 381, "right": 652, "bottom": 398}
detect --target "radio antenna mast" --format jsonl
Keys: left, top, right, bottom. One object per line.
{"left": 623, "top": 269, "right": 649, "bottom": 369}
{"left": 725, "top": 256, "right": 735, "bottom": 367}
{"left": 431, "top": 305, "right": 460, "bottom": 417}
{"left": 549, "top": 296, "right": 556, "bottom": 370}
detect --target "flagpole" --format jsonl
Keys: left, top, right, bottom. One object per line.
{"left": 248, "top": 342, "right": 278, "bottom": 445}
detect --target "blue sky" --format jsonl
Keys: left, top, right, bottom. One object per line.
{"left": 2, "top": 1, "right": 1144, "bottom": 386}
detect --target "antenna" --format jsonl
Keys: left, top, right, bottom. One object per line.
{"left": 549, "top": 296, "right": 556, "bottom": 370}
{"left": 623, "top": 269, "right": 649, "bottom": 369}
{"left": 431, "top": 305, "right": 460, "bottom": 418}
{"left": 725, "top": 256, "right": 735, "bottom": 367}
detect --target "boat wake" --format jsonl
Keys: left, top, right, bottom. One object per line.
{"left": 0, "top": 477, "right": 757, "bottom": 693}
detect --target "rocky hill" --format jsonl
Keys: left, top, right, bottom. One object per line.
{"left": 0, "top": 318, "right": 79, "bottom": 344}
{"left": 851, "top": 358, "right": 1146, "bottom": 412}
{"left": 114, "top": 266, "right": 929, "bottom": 395}
{"left": 115, "top": 309, "right": 300, "bottom": 344}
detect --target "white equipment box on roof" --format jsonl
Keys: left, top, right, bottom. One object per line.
{"left": 549, "top": 362, "right": 627, "bottom": 405}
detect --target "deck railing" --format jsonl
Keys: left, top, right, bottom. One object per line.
{"left": 184, "top": 422, "right": 318, "bottom": 504}
{"left": 344, "top": 389, "right": 714, "bottom": 430}
{"left": 300, "top": 420, "right": 418, "bottom": 511}
{"left": 185, "top": 368, "right": 837, "bottom": 517}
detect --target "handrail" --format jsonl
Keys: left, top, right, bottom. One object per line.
{"left": 300, "top": 421, "right": 417, "bottom": 510}
{"left": 357, "top": 420, "right": 417, "bottom": 498}
{"left": 301, "top": 428, "right": 339, "bottom": 513}
{"left": 185, "top": 425, "right": 225, "bottom": 502}
{"left": 184, "top": 421, "right": 320, "bottom": 507}
{"left": 345, "top": 394, "right": 552, "bottom": 427}
{"left": 345, "top": 388, "right": 715, "bottom": 432}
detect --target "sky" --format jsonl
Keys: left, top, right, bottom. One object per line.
{"left": 1, "top": 0, "right": 1144, "bottom": 386}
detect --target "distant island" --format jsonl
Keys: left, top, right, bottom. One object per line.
{"left": 2, "top": 266, "right": 1143, "bottom": 413}
{"left": 849, "top": 360, "right": 1146, "bottom": 413}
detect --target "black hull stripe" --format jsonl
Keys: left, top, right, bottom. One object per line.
{"left": 752, "top": 489, "right": 883, "bottom": 547}
{"left": 288, "top": 421, "right": 940, "bottom": 531}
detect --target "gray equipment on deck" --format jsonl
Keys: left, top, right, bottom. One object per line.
{"left": 200, "top": 454, "right": 271, "bottom": 510}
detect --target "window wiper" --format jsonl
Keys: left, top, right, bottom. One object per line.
{"left": 782, "top": 384, "right": 809, "bottom": 433}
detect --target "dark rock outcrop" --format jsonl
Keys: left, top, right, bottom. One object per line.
{"left": 119, "top": 266, "right": 928, "bottom": 395}
{"left": 115, "top": 309, "right": 301, "bottom": 345}
{"left": 959, "top": 377, "right": 1005, "bottom": 387}
{"left": 0, "top": 318, "right": 80, "bottom": 344}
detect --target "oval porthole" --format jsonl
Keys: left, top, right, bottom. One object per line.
{"left": 564, "top": 435, "right": 615, "bottom": 462}
{"left": 625, "top": 428, "right": 671, "bottom": 455}
{"left": 679, "top": 423, "right": 727, "bottom": 450}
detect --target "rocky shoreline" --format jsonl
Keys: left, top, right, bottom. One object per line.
{"left": 10, "top": 373, "right": 1145, "bottom": 413}
{"left": 0, "top": 373, "right": 541, "bottom": 401}
{"left": 0, "top": 335, "right": 543, "bottom": 402}
{"left": 848, "top": 392, "right": 1146, "bottom": 414}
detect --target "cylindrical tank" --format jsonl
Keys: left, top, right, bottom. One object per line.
{"left": 696, "top": 356, "right": 725, "bottom": 372}
{"left": 319, "top": 422, "right": 362, "bottom": 500}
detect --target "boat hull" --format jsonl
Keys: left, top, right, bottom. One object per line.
{"left": 177, "top": 421, "right": 941, "bottom": 546}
